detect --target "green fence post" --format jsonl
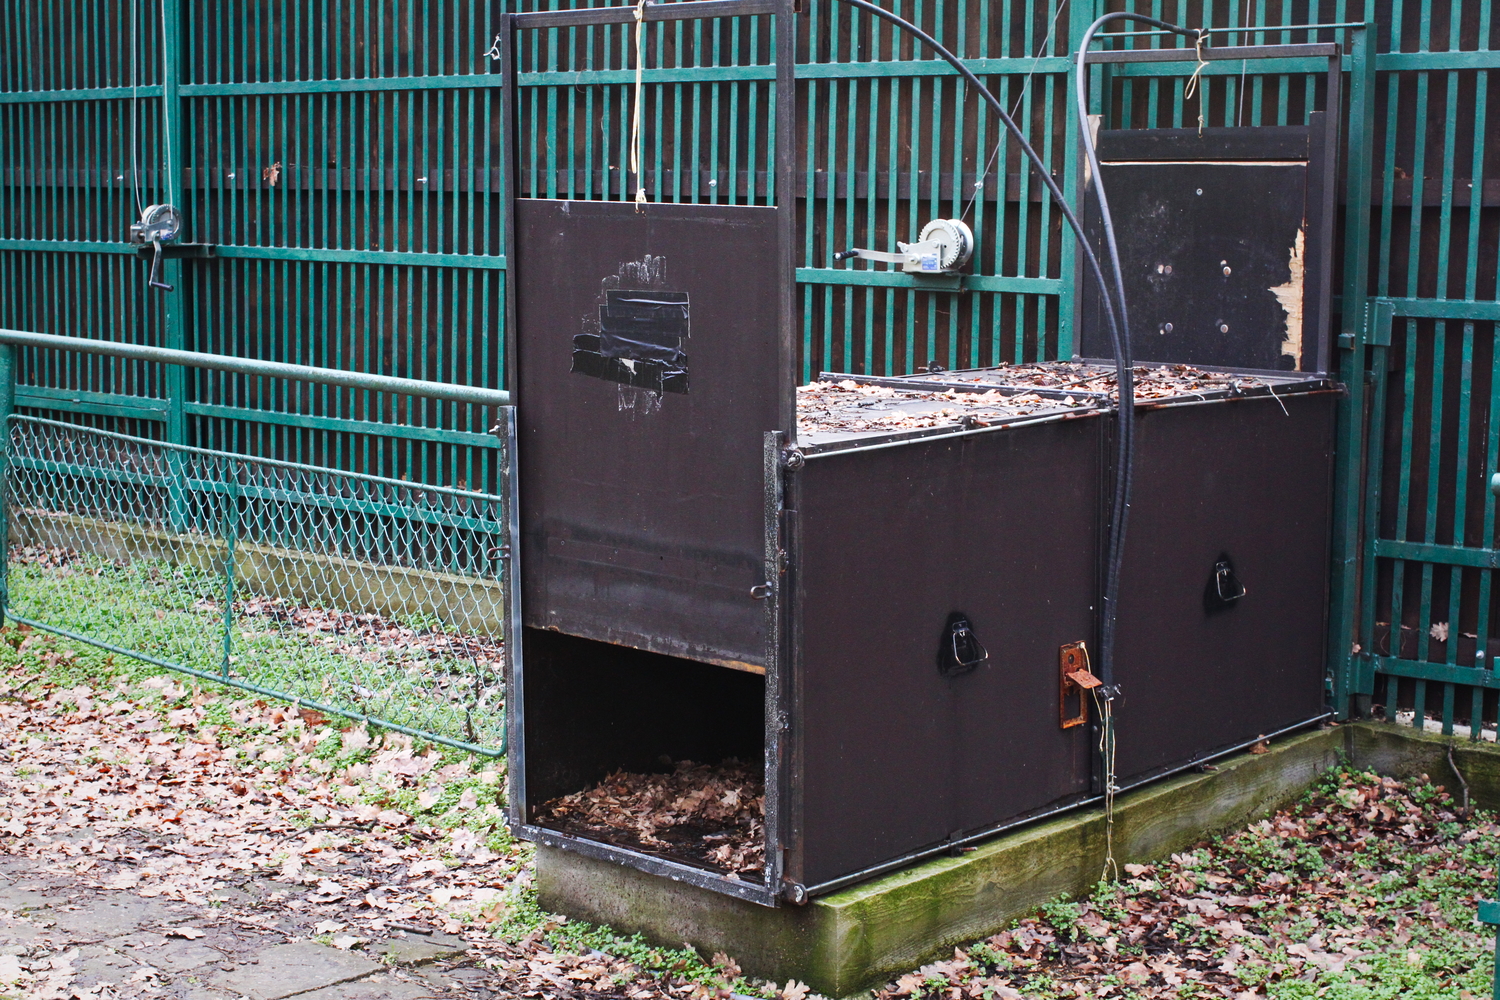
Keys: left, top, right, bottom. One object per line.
{"left": 1326, "top": 23, "right": 1378, "bottom": 720}
{"left": 161, "top": 0, "right": 189, "bottom": 531}
{"left": 1479, "top": 884, "right": 1500, "bottom": 1000}
{"left": 222, "top": 471, "right": 237, "bottom": 680}
{"left": 0, "top": 343, "right": 14, "bottom": 625}
{"left": 1058, "top": 0, "right": 1101, "bottom": 360}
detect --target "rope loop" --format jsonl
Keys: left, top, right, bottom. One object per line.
{"left": 1184, "top": 29, "right": 1209, "bottom": 135}
{"left": 630, "top": 0, "right": 650, "bottom": 211}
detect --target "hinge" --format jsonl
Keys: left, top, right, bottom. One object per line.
{"left": 1362, "top": 297, "right": 1395, "bottom": 348}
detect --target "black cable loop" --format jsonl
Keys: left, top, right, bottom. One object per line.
{"left": 826, "top": 0, "right": 1204, "bottom": 691}
{"left": 1075, "top": 13, "right": 1206, "bottom": 691}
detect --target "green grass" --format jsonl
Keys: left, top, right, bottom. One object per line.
{"left": 6, "top": 553, "right": 504, "bottom": 750}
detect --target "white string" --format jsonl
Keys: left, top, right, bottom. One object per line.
{"left": 1079, "top": 643, "right": 1118, "bottom": 882}
{"left": 159, "top": 0, "right": 175, "bottom": 204}
{"left": 960, "top": 0, "right": 1069, "bottom": 222}
{"left": 1093, "top": 682, "right": 1119, "bottom": 883}
{"left": 129, "top": 0, "right": 144, "bottom": 215}
{"left": 1236, "top": 0, "right": 1255, "bottom": 126}
{"left": 630, "top": 0, "right": 649, "bottom": 211}
{"left": 1183, "top": 30, "right": 1208, "bottom": 136}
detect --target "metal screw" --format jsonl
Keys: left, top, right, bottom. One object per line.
{"left": 1164, "top": 264, "right": 1173, "bottom": 275}
{"left": 1196, "top": 188, "right": 1203, "bottom": 195}
{"left": 1219, "top": 323, "right": 1230, "bottom": 333}
{"left": 1222, "top": 266, "right": 1232, "bottom": 276}
{"left": 1162, "top": 323, "right": 1173, "bottom": 334}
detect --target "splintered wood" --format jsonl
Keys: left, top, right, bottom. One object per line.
{"left": 536, "top": 760, "right": 765, "bottom": 878}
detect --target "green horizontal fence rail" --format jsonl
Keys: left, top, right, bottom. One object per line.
{"left": 0, "top": 0, "right": 1496, "bottom": 752}
{"left": 0, "top": 336, "right": 515, "bottom": 755}
{"left": 1330, "top": 0, "right": 1500, "bottom": 744}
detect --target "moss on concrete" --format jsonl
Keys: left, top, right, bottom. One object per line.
{"left": 539, "top": 726, "right": 1348, "bottom": 996}
{"left": 540, "top": 723, "right": 1500, "bottom": 996}
{"left": 1343, "top": 720, "right": 1500, "bottom": 810}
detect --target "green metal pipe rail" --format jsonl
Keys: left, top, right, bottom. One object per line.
{"left": 0, "top": 331, "right": 511, "bottom": 758}
{"left": 0, "top": 329, "right": 511, "bottom": 408}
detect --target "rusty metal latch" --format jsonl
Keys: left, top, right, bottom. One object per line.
{"left": 1060, "top": 641, "right": 1100, "bottom": 729}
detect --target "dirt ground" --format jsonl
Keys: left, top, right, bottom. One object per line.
{"left": 0, "top": 626, "right": 1495, "bottom": 1000}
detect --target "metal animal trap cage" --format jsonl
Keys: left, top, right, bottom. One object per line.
{"left": 502, "top": 11, "right": 1346, "bottom": 906}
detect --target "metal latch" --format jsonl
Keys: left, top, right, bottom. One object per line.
{"left": 1204, "top": 553, "right": 1246, "bottom": 611}
{"left": 1060, "top": 640, "right": 1100, "bottom": 729}
{"left": 835, "top": 218, "right": 974, "bottom": 276}
{"left": 938, "top": 611, "right": 988, "bottom": 677}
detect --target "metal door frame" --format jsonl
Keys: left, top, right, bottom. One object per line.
{"left": 499, "top": 0, "right": 798, "bottom": 908}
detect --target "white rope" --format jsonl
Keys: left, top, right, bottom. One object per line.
{"left": 1086, "top": 645, "right": 1119, "bottom": 883}
{"left": 129, "top": 0, "right": 144, "bottom": 215}
{"left": 959, "top": 0, "right": 1069, "bottom": 222}
{"left": 630, "top": 0, "right": 650, "bottom": 211}
{"left": 158, "top": 0, "right": 175, "bottom": 203}
{"left": 1183, "top": 30, "right": 1209, "bottom": 136}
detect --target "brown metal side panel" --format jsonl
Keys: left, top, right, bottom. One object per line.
{"left": 791, "top": 417, "right": 1102, "bottom": 888}
{"left": 1111, "top": 393, "right": 1336, "bottom": 783}
{"left": 514, "top": 200, "right": 781, "bottom": 667}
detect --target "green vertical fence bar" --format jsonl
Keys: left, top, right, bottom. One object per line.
{"left": 1327, "top": 24, "right": 1377, "bottom": 720}
{"left": 0, "top": 342, "right": 12, "bottom": 625}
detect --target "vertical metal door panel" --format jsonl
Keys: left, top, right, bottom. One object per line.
{"left": 1111, "top": 392, "right": 1336, "bottom": 783}
{"left": 515, "top": 198, "right": 781, "bottom": 667}
{"left": 792, "top": 416, "right": 1101, "bottom": 888}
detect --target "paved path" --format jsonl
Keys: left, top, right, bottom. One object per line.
{"left": 0, "top": 852, "right": 491, "bottom": 1000}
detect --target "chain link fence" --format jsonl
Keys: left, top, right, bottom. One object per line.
{"left": 0, "top": 414, "right": 513, "bottom": 755}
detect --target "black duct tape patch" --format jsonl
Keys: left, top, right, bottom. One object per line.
{"left": 573, "top": 288, "right": 690, "bottom": 394}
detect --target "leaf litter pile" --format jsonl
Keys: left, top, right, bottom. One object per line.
{"left": 797, "top": 364, "right": 1307, "bottom": 437}
{"left": 0, "top": 614, "right": 1494, "bottom": 999}
{"left": 874, "top": 766, "right": 1499, "bottom": 1000}
{"left": 875, "top": 362, "right": 1285, "bottom": 403}
{"left": 797, "top": 379, "right": 1097, "bottom": 436}
{"left": 534, "top": 761, "right": 765, "bottom": 878}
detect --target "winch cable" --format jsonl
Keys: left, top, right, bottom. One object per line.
{"left": 826, "top": 3, "right": 1208, "bottom": 876}
{"left": 826, "top": 0, "right": 1176, "bottom": 691}
{"left": 826, "top": 0, "right": 1129, "bottom": 434}
{"left": 1074, "top": 11, "right": 1207, "bottom": 879}
{"left": 1074, "top": 12, "right": 1207, "bottom": 696}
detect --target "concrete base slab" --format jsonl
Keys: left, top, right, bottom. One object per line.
{"left": 538, "top": 722, "right": 1500, "bottom": 997}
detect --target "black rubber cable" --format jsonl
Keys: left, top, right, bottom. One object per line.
{"left": 1074, "top": 12, "right": 1205, "bottom": 692}
{"left": 827, "top": 0, "right": 1187, "bottom": 692}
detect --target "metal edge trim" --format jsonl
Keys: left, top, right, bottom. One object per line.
{"left": 515, "top": 0, "right": 777, "bottom": 30}
{"left": 800, "top": 713, "right": 1333, "bottom": 898}
{"left": 520, "top": 824, "right": 781, "bottom": 906}
{"left": 800, "top": 407, "right": 1108, "bottom": 459}
{"left": 1084, "top": 43, "right": 1340, "bottom": 64}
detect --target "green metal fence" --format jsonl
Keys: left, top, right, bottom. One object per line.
{"left": 1, "top": 408, "right": 512, "bottom": 755}
{"left": 1, "top": 1, "right": 1497, "bottom": 738}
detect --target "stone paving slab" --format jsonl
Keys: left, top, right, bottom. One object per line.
{"left": 42, "top": 893, "right": 190, "bottom": 941}
{"left": 212, "top": 942, "right": 385, "bottom": 1000}
{"left": 293, "top": 976, "right": 437, "bottom": 999}
{"left": 374, "top": 929, "right": 469, "bottom": 966}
